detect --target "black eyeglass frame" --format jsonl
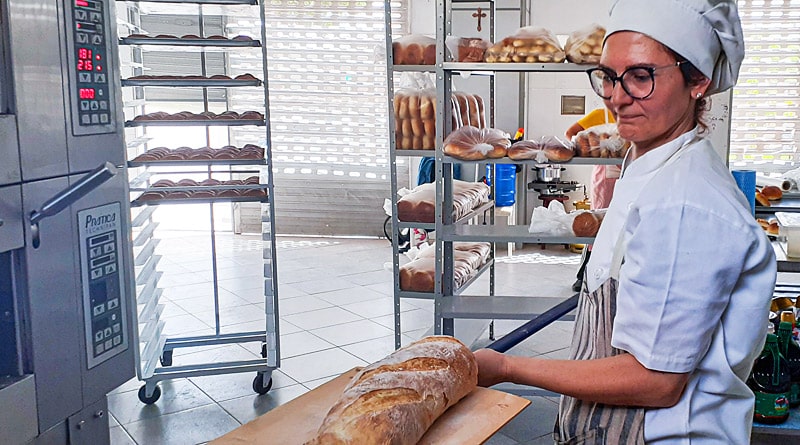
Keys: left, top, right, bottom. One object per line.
{"left": 586, "top": 61, "right": 687, "bottom": 100}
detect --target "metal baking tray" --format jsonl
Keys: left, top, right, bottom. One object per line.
{"left": 121, "top": 78, "right": 262, "bottom": 87}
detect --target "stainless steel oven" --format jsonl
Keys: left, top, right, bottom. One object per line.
{"left": 0, "top": 0, "right": 134, "bottom": 443}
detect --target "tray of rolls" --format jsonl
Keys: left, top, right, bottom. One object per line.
{"left": 122, "top": 73, "right": 262, "bottom": 87}
{"left": 131, "top": 176, "right": 268, "bottom": 206}
{"left": 120, "top": 33, "right": 260, "bottom": 47}
{"left": 126, "top": 111, "right": 264, "bottom": 126}
{"left": 129, "top": 145, "right": 265, "bottom": 166}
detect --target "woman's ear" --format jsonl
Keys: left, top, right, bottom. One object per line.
{"left": 691, "top": 76, "right": 711, "bottom": 99}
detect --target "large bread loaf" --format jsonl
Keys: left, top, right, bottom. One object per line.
{"left": 305, "top": 336, "right": 478, "bottom": 445}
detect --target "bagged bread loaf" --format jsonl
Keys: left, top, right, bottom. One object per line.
{"left": 443, "top": 126, "right": 511, "bottom": 160}
{"left": 393, "top": 35, "right": 436, "bottom": 65}
{"left": 572, "top": 123, "right": 630, "bottom": 158}
{"left": 565, "top": 24, "right": 605, "bottom": 64}
{"left": 306, "top": 336, "right": 478, "bottom": 445}
{"left": 393, "top": 89, "right": 437, "bottom": 149}
{"left": 485, "top": 27, "right": 565, "bottom": 63}
{"left": 399, "top": 243, "right": 491, "bottom": 292}
{"left": 508, "top": 136, "right": 574, "bottom": 162}
{"left": 397, "top": 180, "right": 490, "bottom": 223}
{"left": 445, "top": 36, "right": 491, "bottom": 62}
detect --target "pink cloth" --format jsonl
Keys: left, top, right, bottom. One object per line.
{"left": 590, "top": 164, "right": 621, "bottom": 210}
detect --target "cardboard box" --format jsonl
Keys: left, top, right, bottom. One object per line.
{"left": 211, "top": 368, "right": 531, "bottom": 445}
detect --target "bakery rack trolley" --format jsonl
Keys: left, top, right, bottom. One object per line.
{"left": 117, "top": 0, "right": 280, "bottom": 404}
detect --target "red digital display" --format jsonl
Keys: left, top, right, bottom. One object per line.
{"left": 77, "top": 47, "right": 93, "bottom": 71}
{"left": 76, "top": 0, "right": 89, "bottom": 6}
{"left": 79, "top": 88, "right": 95, "bottom": 99}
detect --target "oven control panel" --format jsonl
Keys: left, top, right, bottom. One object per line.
{"left": 78, "top": 202, "right": 128, "bottom": 368}
{"left": 66, "top": 0, "right": 117, "bottom": 135}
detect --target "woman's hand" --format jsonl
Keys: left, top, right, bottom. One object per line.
{"left": 473, "top": 348, "right": 509, "bottom": 387}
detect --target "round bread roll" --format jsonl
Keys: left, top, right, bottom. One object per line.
{"left": 398, "top": 95, "right": 410, "bottom": 119}
{"left": 768, "top": 221, "right": 780, "bottom": 236}
{"left": 762, "top": 185, "right": 783, "bottom": 201}
{"left": 508, "top": 140, "right": 543, "bottom": 161}
{"left": 422, "top": 134, "right": 435, "bottom": 150}
{"left": 402, "top": 119, "right": 413, "bottom": 139}
{"left": 755, "top": 191, "right": 770, "bottom": 207}
{"left": 411, "top": 118, "right": 424, "bottom": 137}
{"left": 401, "top": 136, "right": 413, "bottom": 150}
{"left": 405, "top": 43, "right": 423, "bottom": 64}
{"left": 412, "top": 136, "right": 423, "bottom": 150}
{"left": 419, "top": 95, "right": 434, "bottom": 119}
{"left": 392, "top": 42, "right": 406, "bottom": 65}
{"left": 543, "top": 142, "right": 574, "bottom": 162}
{"left": 466, "top": 95, "right": 480, "bottom": 129}
{"left": 573, "top": 211, "right": 605, "bottom": 237}
{"left": 423, "top": 119, "right": 435, "bottom": 137}
{"left": 422, "top": 43, "right": 436, "bottom": 65}
{"left": 408, "top": 94, "right": 421, "bottom": 119}
{"left": 475, "top": 95, "right": 486, "bottom": 129}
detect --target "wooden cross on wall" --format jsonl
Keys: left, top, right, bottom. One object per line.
{"left": 472, "top": 7, "right": 486, "bottom": 32}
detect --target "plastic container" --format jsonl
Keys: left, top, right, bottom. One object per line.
{"left": 776, "top": 212, "right": 800, "bottom": 258}
{"left": 486, "top": 164, "right": 515, "bottom": 207}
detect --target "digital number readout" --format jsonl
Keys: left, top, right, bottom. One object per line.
{"left": 79, "top": 88, "right": 95, "bottom": 99}
{"left": 77, "top": 47, "right": 94, "bottom": 71}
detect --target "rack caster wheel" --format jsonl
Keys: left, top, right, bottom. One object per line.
{"left": 252, "top": 373, "right": 273, "bottom": 395}
{"left": 138, "top": 384, "right": 161, "bottom": 404}
{"left": 160, "top": 350, "right": 173, "bottom": 367}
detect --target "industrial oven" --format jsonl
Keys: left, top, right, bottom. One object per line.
{"left": 0, "top": 0, "right": 135, "bottom": 443}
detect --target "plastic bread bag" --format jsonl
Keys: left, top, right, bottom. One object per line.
{"left": 528, "top": 200, "right": 576, "bottom": 236}
{"left": 445, "top": 36, "right": 492, "bottom": 62}
{"left": 507, "top": 140, "right": 548, "bottom": 162}
{"left": 484, "top": 41, "right": 512, "bottom": 63}
{"left": 572, "top": 123, "right": 630, "bottom": 158}
{"left": 393, "top": 88, "right": 437, "bottom": 150}
{"left": 565, "top": 24, "right": 606, "bottom": 64}
{"left": 540, "top": 135, "right": 575, "bottom": 162}
{"left": 392, "top": 34, "right": 436, "bottom": 65}
{"left": 443, "top": 125, "right": 511, "bottom": 160}
{"left": 503, "top": 27, "right": 566, "bottom": 63}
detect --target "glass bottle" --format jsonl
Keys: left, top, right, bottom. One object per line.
{"left": 777, "top": 312, "right": 800, "bottom": 407}
{"left": 748, "top": 330, "right": 791, "bottom": 424}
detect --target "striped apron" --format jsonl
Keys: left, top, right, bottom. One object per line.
{"left": 554, "top": 137, "right": 697, "bottom": 444}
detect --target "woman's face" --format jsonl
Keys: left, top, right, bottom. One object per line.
{"left": 600, "top": 32, "right": 709, "bottom": 155}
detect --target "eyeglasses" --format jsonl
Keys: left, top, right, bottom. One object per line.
{"left": 586, "top": 61, "right": 686, "bottom": 100}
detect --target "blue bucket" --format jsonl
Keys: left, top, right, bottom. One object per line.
{"left": 486, "top": 164, "right": 516, "bottom": 207}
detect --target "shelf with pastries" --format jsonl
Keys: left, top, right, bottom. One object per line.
{"left": 130, "top": 176, "right": 269, "bottom": 207}
{"left": 397, "top": 260, "right": 496, "bottom": 301}
{"left": 121, "top": 73, "right": 262, "bottom": 88}
{"left": 125, "top": 110, "right": 265, "bottom": 127}
{"left": 399, "top": 243, "right": 494, "bottom": 295}
{"left": 128, "top": 144, "right": 267, "bottom": 167}
{"left": 119, "top": 34, "right": 261, "bottom": 48}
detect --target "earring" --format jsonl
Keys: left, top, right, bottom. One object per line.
{"left": 696, "top": 93, "right": 703, "bottom": 98}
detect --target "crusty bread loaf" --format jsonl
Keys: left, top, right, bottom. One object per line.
{"left": 572, "top": 210, "right": 605, "bottom": 237}
{"left": 761, "top": 185, "right": 783, "bottom": 201}
{"left": 306, "top": 336, "right": 478, "bottom": 445}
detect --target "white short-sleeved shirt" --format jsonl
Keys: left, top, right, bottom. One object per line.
{"left": 585, "top": 129, "right": 777, "bottom": 444}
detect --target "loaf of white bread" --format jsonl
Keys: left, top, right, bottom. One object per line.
{"left": 305, "top": 336, "right": 478, "bottom": 445}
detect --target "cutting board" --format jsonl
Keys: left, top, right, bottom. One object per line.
{"left": 211, "top": 368, "right": 531, "bottom": 445}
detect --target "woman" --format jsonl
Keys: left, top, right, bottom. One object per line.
{"left": 475, "top": 1, "right": 777, "bottom": 443}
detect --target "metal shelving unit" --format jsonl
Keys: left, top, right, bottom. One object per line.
{"left": 117, "top": 0, "right": 280, "bottom": 404}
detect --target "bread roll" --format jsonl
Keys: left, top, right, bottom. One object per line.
{"left": 466, "top": 95, "right": 480, "bottom": 129}
{"left": 419, "top": 95, "right": 434, "bottom": 119}
{"left": 422, "top": 134, "right": 435, "bottom": 150}
{"left": 475, "top": 95, "right": 486, "bottom": 129}
{"left": 422, "top": 43, "right": 436, "bottom": 65}
{"left": 423, "top": 119, "right": 435, "bottom": 137}
{"left": 508, "top": 140, "right": 543, "bottom": 161}
{"left": 411, "top": 118, "right": 424, "bottom": 137}
{"left": 405, "top": 43, "right": 423, "bottom": 64}
{"left": 398, "top": 95, "right": 410, "bottom": 119}
{"left": 443, "top": 126, "right": 510, "bottom": 161}
{"left": 543, "top": 143, "right": 574, "bottom": 162}
{"left": 306, "top": 336, "right": 477, "bottom": 445}
{"left": 755, "top": 191, "right": 770, "bottom": 207}
{"left": 392, "top": 41, "right": 406, "bottom": 64}
{"left": 413, "top": 136, "right": 424, "bottom": 150}
{"left": 402, "top": 119, "right": 413, "bottom": 139}
{"left": 408, "top": 94, "right": 421, "bottom": 119}
{"left": 762, "top": 185, "right": 783, "bottom": 201}
{"left": 573, "top": 210, "right": 605, "bottom": 237}
{"left": 768, "top": 221, "right": 780, "bottom": 236}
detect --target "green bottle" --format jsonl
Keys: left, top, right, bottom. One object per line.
{"left": 748, "top": 331, "right": 791, "bottom": 424}
{"left": 777, "top": 312, "right": 800, "bottom": 407}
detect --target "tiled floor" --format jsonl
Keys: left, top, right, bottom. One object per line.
{"left": 102, "top": 220, "right": 800, "bottom": 445}
{"left": 106, "top": 230, "right": 590, "bottom": 444}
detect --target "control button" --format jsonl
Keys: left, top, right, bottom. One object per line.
{"left": 103, "top": 243, "right": 114, "bottom": 253}
{"left": 90, "top": 246, "right": 102, "bottom": 257}
{"left": 80, "top": 100, "right": 90, "bottom": 111}
{"left": 81, "top": 114, "right": 91, "bottom": 125}
{"left": 97, "top": 89, "right": 105, "bottom": 98}
{"left": 91, "top": 114, "right": 99, "bottom": 124}
{"left": 103, "top": 327, "right": 113, "bottom": 338}
{"left": 75, "top": 10, "right": 87, "bottom": 20}
{"left": 95, "top": 344, "right": 104, "bottom": 355}
{"left": 95, "top": 331, "right": 104, "bottom": 342}
{"left": 113, "top": 323, "right": 121, "bottom": 334}
{"left": 94, "top": 73, "right": 106, "bottom": 83}
{"left": 91, "top": 35, "right": 103, "bottom": 45}
{"left": 79, "top": 72, "right": 91, "bottom": 83}
{"left": 104, "top": 339, "right": 113, "bottom": 350}
{"left": 105, "top": 263, "right": 116, "bottom": 274}
{"left": 107, "top": 298, "right": 119, "bottom": 310}
{"left": 90, "top": 101, "right": 99, "bottom": 111}
{"left": 77, "top": 33, "right": 88, "bottom": 44}
{"left": 91, "top": 268, "right": 103, "bottom": 280}
{"left": 90, "top": 12, "right": 101, "bottom": 22}
{"left": 99, "top": 100, "right": 108, "bottom": 110}
{"left": 93, "top": 304, "right": 105, "bottom": 316}
{"left": 99, "top": 113, "right": 109, "bottom": 124}
{"left": 113, "top": 336, "right": 122, "bottom": 346}
{"left": 111, "top": 313, "right": 117, "bottom": 321}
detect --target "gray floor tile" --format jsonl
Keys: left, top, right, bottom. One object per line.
{"left": 161, "top": 282, "right": 217, "bottom": 301}
{"left": 216, "top": 277, "right": 265, "bottom": 294}
{"left": 372, "top": 308, "right": 433, "bottom": 332}
{"left": 292, "top": 276, "right": 360, "bottom": 295}
{"left": 279, "top": 348, "right": 367, "bottom": 383}
{"left": 218, "top": 383, "right": 309, "bottom": 425}
{"left": 189, "top": 368, "right": 296, "bottom": 403}
{"left": 192, "top": 303, "right": 265, "bottom": 328}
{"left": 278, "top": 295, "right": 334, "bottom": 315}
{"left": 108, "top": 378, "right": 215, "bottom": 425}
{"left": 310, "top": 319, "right": 394, "bottom": 347}
{"left": 302, "top": 374, "right": 341, "bottom": 390}
{"left": 340, "top": 335, "right": 397, "bottom": 363}
{"left": 161, "top": 314, "right": 213, "bottom": 336}
{"left": 124, "top": 404, "right": 240, "bottom": 445}
{"left": 339, "top": 297, "right": 395, "bottom": 319}
{"left": 279, "top": 330, "right": 336, "bottom": 359}
{"left": 364, "top": 281, "right": 393, "bottom": 296}
{"left": 109, "top": 425, "right": 136, "bottom": 445}
{"left": 158, "top": 271, "right": 210, "bottom": 288}
{"left": 109, "top": 376, "right": 141, "bottom": 395}
{"left": 282, "top": 306, "right": 363, "bottom": 331}
{"left": 315, "top": 286, "right": 390, "bottom": 306}
{"left": 173, "top": 344, "right": 259, "bottom": 367}
{"left": 170, "top": 291, "right": 252, "bottom": 314}
{"left": 337, "top": 268, "right": 393, "bottom": 286}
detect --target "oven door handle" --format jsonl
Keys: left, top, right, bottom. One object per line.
{"left": 29, "top": 162, "right": 117, "bottom": 248}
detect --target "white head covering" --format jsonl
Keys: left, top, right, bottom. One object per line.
{"left": 605, "top": 0, "right": 745, "bottom": 95}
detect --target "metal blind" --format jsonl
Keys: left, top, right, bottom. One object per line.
{"left": 729, "top": 0, "right": 800, "bottom": 173}
{"left": 252, "top": 0, "right": 409, "bottom": 236}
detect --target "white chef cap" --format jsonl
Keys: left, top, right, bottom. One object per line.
{"left": 605, "top": 0, "right": 745, "bottom": 95}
